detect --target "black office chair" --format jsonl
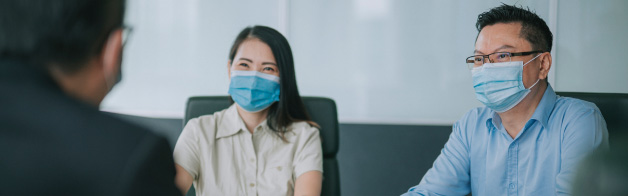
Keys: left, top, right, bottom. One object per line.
{"left": 556, "top": 92, "right": 628, "bottom": 149}
{"left": 183, "top": 96, "right": 340, "bottom": 196}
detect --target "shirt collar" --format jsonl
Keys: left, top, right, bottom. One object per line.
{"left": 487, "top": 83, "right": 557, "bottom": 130}
{"left": 216, "top": 104, "right": 271, "bottom": 138}
{"left": 216, "top": 104, "right": 244, "bottom": 139}
{"left": 530, "top": 84, "right": 557, "bottom": 128}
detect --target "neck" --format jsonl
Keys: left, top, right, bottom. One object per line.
{"left": 236, "top": 105, "right": 269, "bottom": 134}
{"left": 498, "top": 82, "right": 547, "bottom": 138}
{"left": 48, "top": 63, "right": 106, "bottom": 107}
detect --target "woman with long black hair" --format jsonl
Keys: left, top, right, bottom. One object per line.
{"left": 173, "top": 25, "right": 322, "bottom": 196}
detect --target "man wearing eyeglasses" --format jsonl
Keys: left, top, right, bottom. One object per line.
{"left": 403, "top": 4, "right": 608, "bottom": 196}
{"left": 0, "top": 0, "right": 180, "bottom": 195}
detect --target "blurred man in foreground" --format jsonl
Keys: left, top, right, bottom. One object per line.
{"left": 0, "top": 0, "right": 180, "bottom": 195}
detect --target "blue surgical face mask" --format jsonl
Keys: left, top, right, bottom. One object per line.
{"left": 471, "top": 54, "right": 541, "bottom": 113}
{"left": 228, "top": 70, "right": 280, "bottom": 113}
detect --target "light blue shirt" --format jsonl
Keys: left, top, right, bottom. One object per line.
{"left": 403, "top": 85, "right": 609, "bottom": 196}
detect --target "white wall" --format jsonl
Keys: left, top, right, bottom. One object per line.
{"left": 101, "top": 0, "right": 628, "bottom": 125}
{"left": 554, "top": 0, "right": 628, "bottom": 93}
{"left": 102, "top": 0, "right": 283, "bottom": 117}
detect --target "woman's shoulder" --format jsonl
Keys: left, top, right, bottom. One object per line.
{"left": 183, "top": 105, "right": 235, "bottom": 135}
{"left": 287, "top": 121, "right": 320, "bottom": 136}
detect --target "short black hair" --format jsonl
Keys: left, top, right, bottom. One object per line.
{"left": 0, "top": 0, "right": 125, "bottom": 72}
{"left": 476, "top": 4, "right": 553, "bottom": 52}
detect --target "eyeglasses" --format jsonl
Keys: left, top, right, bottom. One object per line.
{"left": 465, "top": 51, "right": 542, "bottom": 70}
{"left": 120, "top": 25, "right": 134, "bottom": 46}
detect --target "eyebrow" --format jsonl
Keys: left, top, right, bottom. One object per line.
{"left": 474, "top": 45, "right": 516, "bottom": 55}
{"left": 238, "top": 58, "right": 253, "bottom": 63}
{"left": 238, "top": 58, "right": 276, "bottom": 66}
{"left": 262, "top": 62, "right": 277, "bottom": 66}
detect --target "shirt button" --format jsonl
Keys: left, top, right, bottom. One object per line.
{"left": 250, "top": 183, "right": 255, "bottom": 187}
{"left": 509, "top": 183, "right": 516, "bottom": 189}
{"left": 250, "top": 158, "right": 255, "bottom": 162}
{"left": 277, "top": 166, "right": 282, "bottom": 171}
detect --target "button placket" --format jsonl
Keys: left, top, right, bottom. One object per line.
{"left": 242, "top": 131, "right": 257, "bottom": 195}
{"left": 507, "top": 142, "right": 519, "bottom": 195}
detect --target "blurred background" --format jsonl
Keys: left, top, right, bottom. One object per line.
{"left": 101, "top": 0, "right": 628, "bottom": 195}
{"left": 103, "top": 0, "right": 628, "bottom": 124}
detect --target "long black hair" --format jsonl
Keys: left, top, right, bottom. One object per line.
{"left": 228, "top": 25, "right": 316, "bottom": 140}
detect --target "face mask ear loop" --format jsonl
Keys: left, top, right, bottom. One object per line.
{"left": 523, "top": 53, "right": 542, "bottom": 90}
{"left": 527, "top": 78, "right": 541, "bottom": 90}
{"left": 523, "top": 54, "right": 542, "bottom": 66}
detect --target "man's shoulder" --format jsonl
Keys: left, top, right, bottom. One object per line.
{"left": 39, "top": 105, "right": 167, "bottom": 158}
{"left": 94, "top": 112, "right": 156, "bottom": 137}
{"left": 71, "top": 112, "right": 176, "bottom": 195}
{"left": 551, "top": 96, "right": 606, "bottom": 133}
{"left": 0, "top": 95, "right": 172, "bottom": 194}
{"left": 48, "top": 101, "right": 161, "bottom": 145}
{"left": 555, "top": 96, "right": 600, "bottom": 112}
{"left": 551, "top": 96, "right": 602, "bottom": 123}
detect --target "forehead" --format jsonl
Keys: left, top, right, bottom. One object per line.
{"left": 475, "top": 22, "right": 532, "bottom": 54}
{"left": 234, "top": 38, "right": 276, "bottom": 62}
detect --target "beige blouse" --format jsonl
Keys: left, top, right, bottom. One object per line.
{"left": 174, "top": 104, "right": 323, "bottom": 196}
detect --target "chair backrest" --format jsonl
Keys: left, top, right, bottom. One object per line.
{"left": 556, "top": 92, "right": 628, "bottom": 148}
{"left": 184, "top": 96, "right": 340, "bottom": 196}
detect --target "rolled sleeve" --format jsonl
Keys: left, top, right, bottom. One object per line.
{"left": 173, "top": 118, "right": 202, "bottom": 179}
{"left": 293, "top": 126, "right": 323, "bottom": 179}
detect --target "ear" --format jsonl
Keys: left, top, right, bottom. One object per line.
{"left": 538, "top": 52, "right": 552, "bottom": 80}
{"left": 100, "top": 29, "right": 123, "bottom": 84}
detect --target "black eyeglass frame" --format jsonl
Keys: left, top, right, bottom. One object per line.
{"left": 95, "top": 25, "right": 134, "bottom": 53}
{"left": 465, "top": 50, "right": 544, "bottom": 69}
{"left": 120, "top": 25, "right": 134, "bottom": 46}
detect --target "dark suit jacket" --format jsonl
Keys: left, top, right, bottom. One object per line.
{"left": 0, "top": 59, "right": 181, "bottom": 196}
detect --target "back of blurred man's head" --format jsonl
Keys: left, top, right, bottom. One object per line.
{"left": 0, "top": 0, "right": 124, "bottom": 72}
{"left": 0, "top": 0, "right": 126, "bottom": 106}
